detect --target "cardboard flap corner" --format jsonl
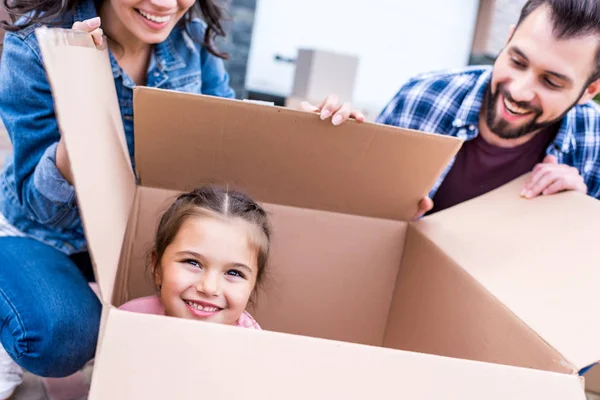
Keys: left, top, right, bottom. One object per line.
{"left": 416, "top": 175, "right": 600, "bottom": 372}
{"left": 133, "top": 87, "right": 462, "bottom": 221}
{"left": 36, "top": 27, "right": 136, "bottom": 303}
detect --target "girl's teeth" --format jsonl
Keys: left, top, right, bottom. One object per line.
{"left": 186, "top": 301, "right": 218, "bottom": 312}
{"left": 138, "top": 10, "right": 171, "bottom": 23}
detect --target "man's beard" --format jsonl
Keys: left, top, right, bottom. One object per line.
{"left": 483, "top": 83, "right": 570, "bottom": 140}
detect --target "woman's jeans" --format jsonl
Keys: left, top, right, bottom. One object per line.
{"left": 0, "top": 237, "right": 101, "bottom": 377}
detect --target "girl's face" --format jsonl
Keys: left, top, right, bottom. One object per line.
{"left": 103, "top": 0, "right": 195, "bottom": 44}
{"left": 156, "top": 215, "right": 259, "bottom": 326}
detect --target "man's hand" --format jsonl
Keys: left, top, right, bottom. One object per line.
{"left": 412, "top": 197, "right": 433, "bottom": 221}
{"left": 299, "top": 94, "right": 366, "bottom": 126}
{"left": 521, "top": 155, "right": 587, "bottom": 198}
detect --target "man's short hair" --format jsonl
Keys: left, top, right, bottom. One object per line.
{"left": 516, "top": 0, "right": 600, "bottom": 82}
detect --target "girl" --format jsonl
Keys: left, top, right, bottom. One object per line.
{"left": 0, "top": 0, "right": 360, "bottom": 397}
{"left": 39, "top": 186, "right": 269, "bottom": 399}
{"left": 120, "top": 185, "right": 270, "bottom": 329}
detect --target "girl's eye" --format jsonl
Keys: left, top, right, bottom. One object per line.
{"left": 183, "top": 259, "right": 201, "bottom": 268}
{"left": 226, "top": 269, "right": 245, "bottom": 279}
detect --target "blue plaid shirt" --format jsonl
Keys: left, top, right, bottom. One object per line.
{"left": 376, "top": 66, "right": 600, "bottom": 200}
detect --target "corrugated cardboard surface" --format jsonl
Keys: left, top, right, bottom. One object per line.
{"left": 89, "top": 309, "right": 586, "bottom": 400}
{"left": 417, "top": 177, "right": 600, "bottom": 371}
{"left": 384, "top": 225, "right": 568, "bottom": 373}
{"left": 587, "top": 365, "right": 600, "bottom": 394}
{"left": 116, "top": 186, "right": 407, "bottom": 346}
{"left": 36, "top": 28, "right": 136, "bottom": 305}
{"left": 133, "top": 88, "right": 461, "bottom": 222}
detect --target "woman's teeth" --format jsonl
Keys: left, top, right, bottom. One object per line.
{"left": 137, "top": 9, "right": 171, "bottom": 23}
{"left": 503, "top": 98, "right": 530, "bottom": 115}
{"left": 185, "top": 300, "right": 219, "bottom": 312}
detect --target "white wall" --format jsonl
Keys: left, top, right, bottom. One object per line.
{"left": 486, "top": 0, "right": 526, "bottom": 56}
{"left": 245, "top": 0, "right": 481, "bottom": 117}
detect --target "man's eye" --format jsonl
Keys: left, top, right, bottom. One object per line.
{"left": 511, "top": 58, "right": 526, "bottom": 68}
{"left": 544, "top": 78, "right": 561, "bottom": 89}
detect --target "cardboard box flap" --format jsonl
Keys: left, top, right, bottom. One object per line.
{"left": 133, "top": 87, "right": 462, "bottom": 221}
{"left": 36, "top": 27, "right": 136, "bottom": 303}
{"left": 89, "top": 308, "right": 586, "bottom": 400}
{"left": 416, "top": 176, "right": 600, "bottom": 372}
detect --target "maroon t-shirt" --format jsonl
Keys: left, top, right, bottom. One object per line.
{"left": 428, "top": 125, "right": 558, "bottom": 215}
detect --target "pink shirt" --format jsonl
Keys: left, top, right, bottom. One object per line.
{"left": 119, "top": 295, "right": 262, "bottom": 330}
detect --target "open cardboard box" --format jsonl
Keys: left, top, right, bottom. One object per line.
{"left": 36, "top": 28, "right": 600, "bottom": 399}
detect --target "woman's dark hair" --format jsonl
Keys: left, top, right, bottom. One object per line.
{"left": 150, "top": 185, "right": 271, "bottom": 300}
{"left": 0, "top": 0, "right": 229, "bottom": 59}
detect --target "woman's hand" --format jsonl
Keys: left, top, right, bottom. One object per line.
{"left": 71, "top": 17, "right": 104, "bottom": 48}
{"left": 300, "top": 94, "right": 366, "bottom": 125}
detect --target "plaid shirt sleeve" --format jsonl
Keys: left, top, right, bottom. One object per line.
{"left": 562, "top": 103, "right": 600, "bottom": 199}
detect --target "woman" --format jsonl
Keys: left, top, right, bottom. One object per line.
{"left": 0, "top": 0, "right": 364, "bottom": 397}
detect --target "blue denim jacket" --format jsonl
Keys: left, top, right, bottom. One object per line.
{"left": 0, "top": 0, "right": 235, "bottom": 254}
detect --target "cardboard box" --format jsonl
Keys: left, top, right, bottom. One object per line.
{"left": 291, "top": 48, "right": 359, "bottom": 104}
{"left": 37, "top": 28, "right": 600, "bottom": 399}
{"left": 587, "top": 365, "right": 600, "bottom": 393}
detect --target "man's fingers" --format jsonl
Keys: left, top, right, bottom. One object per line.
{"left": 331, "top": 102, "right": 352, "bottom": 126}
{"left": 523, "top": 163, "right": 556, "bottom": 193}
{"left": 299, "top": 101, "right": 319, "bottom": 113}
{"left": 523, "top": 170, "right": 555, "bottom": 198}
{"left": 351, "top": 110, "right": 366, "bottom": 123}
{"left": 543, "top": 154, "right": 558, "bottom": 164}
{"left": 541, "top": 179, "right": 568, "bottom": 196}
{"left": 412, "top": 196, "right": 433, "bottom": 221}
{"left": 320, "top": 94, "right": 339, "bottom": 120}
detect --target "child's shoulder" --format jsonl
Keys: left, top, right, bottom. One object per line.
{"left": 237, "top": 311, "right": 262, "bottom": 330}
{"left": 118, "top": 295, "right": 165, "bottom": 316}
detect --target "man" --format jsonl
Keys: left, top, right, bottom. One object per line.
{"left": 377, "top": 0, "right": 600, "bottom": 219}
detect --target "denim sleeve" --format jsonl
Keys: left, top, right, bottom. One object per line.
{"left": 199, "top": 46, "right": 236, "bottom": 99}
{"left": 0, "top": 32, "right": 77, "bottom": 228}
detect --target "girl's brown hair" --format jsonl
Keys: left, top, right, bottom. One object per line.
{"left": 150, "top": 186, "right": 271, "bottom": 297}
{"left": 0, "top": 0, "right": 230, "bottom": 59}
